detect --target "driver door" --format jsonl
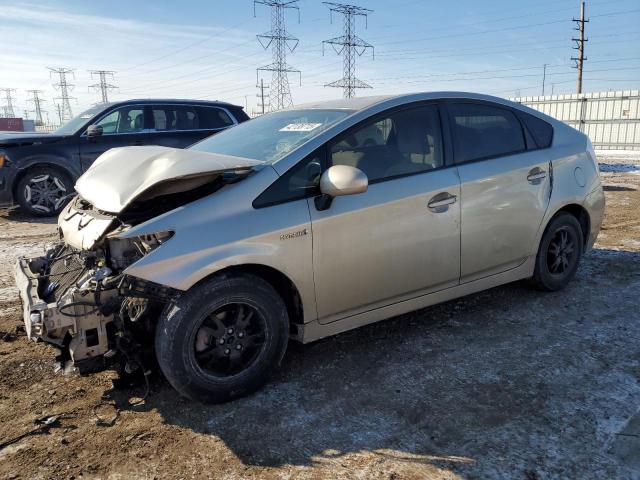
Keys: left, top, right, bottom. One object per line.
{"left": 309, "top": 103, "right": 461, "bottom": 324}
{"left": 79, "top": 105, "right": 150, "bottom": 170}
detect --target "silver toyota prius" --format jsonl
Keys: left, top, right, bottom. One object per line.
{"left": 15, "top": 92, "right": 604, "bottom": 402}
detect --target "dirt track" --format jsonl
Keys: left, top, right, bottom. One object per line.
{"left": 0, "top": 151, "right": 639, "bottom": 480}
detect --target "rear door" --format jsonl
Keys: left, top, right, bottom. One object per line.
{"left": 446, "top": 101, "right": 552, "bottom": 282}
{"left": 147, "top": 104, "right": 237, "bottom": 148}
{"left": 78, "top": 105, "right": 149, "bottom": 170}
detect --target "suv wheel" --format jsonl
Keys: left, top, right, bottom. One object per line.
{"left": 155, "top": 273, "right": 289, "bottom": 403}
{"left": 16, "top": 167, "right": 73, "bottom": 216}
{"left": 531, "top": 212, "right": 584, "bottom": 291}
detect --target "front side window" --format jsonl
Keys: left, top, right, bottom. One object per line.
{"left": 95, "top": 107, "right": 144, "bottom": 134}
{"left": 190, "top": 109, "right": 352, "bottom": 163}
{"left": 330, "top": 104, "right": 443, "bottom": 182}
{"left": 253, "top": 151, "right": 323, "bottom": 207}
{"left": 450, "top": 103, "right": 525, "bottom": 163}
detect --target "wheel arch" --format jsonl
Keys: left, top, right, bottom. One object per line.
{"left": 544, "top": 203, "right": 591, "bottom": 249}
{"left": 12, "top": 161, "right": 77, "bottom": 200}
{"left": 197, "top": 263, "right": 305, "bottom": 340}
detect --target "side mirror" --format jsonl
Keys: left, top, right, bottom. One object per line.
{"left": 315, "top": 165, "right": 368, "bottom": 211}
{"left": 86, "top": 125, "right": 103, "bottom": 138}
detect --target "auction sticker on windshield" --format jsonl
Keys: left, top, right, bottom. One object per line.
{"left": 279, "top": 123, "right": 323, "bottom": 132}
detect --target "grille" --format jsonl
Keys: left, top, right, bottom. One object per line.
{"left": 42, "top": 246, "right": 87, "bottom": 302}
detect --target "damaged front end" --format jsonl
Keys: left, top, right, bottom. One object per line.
{"left": 14, "top": 145, "right": 259, "bottom": 376}
{"left": 15, "top": 214, "right": 176, "bottom": 374}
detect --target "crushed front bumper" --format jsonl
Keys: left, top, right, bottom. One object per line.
{"left": 14, "top": 253, "right": 116, "bottom": 370}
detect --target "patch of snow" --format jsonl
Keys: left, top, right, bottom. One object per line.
{"left": 599, "top": 163, "right": 640, "bottom": 174}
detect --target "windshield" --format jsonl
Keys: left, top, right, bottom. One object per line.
{"left": 190, "top": 109, "right": 352, "bottom": 163}
{"left": 54, "top": 104, "right": 108, "bottom": 135}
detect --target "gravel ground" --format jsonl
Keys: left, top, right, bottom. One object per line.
{"left": 0, "top": 151, "right": 639, "bottom": 480}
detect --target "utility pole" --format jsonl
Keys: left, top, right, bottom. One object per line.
{"left": 48, "top": 67, "right": 75, "bottom": 121}
{"left": 26, "top": 90, "right": 46, "bottom": 126}
{"left": 88, "top": 70, "right": 117, "bottom": 104}
{"left": 322, "top": 2, "right": 374, "bottom": 98}
{"left": 542, "top": 64, "right": 548, "bottom": 96}
{"left": 256, "top": 78, "right": 270, "bottom": 115}
{"left": 572, "top": 1, "right": 588, "bottom": 94}
{"left": 0, "top": 88, "right": 17, "bottom": 117}
{"left": 55, "top": 104, "right": 64, "bottom": 126}
{"left": 255, "top": 0, "right": 301, "bottom": 111}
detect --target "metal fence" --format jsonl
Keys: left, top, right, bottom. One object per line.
{"left": 512, "top": 89, "right": 640, "bottom": 150}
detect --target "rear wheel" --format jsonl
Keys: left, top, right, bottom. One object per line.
{"left": 16, "top": 167, "right": 73, "bottom": 216}
{"left": 155, "top": 273, "right": 289, "bottom": 403}
{"left": 531, "top": 213, "right": 584, "bottom": 291}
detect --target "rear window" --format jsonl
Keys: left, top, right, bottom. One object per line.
{"left": 450, "top": 103, "right": 526, "bottom": 163}
{"left": 196, "top": 106, "right": 235, "bottom": 129}
{"left": 518, "top": 111, "right": 553, "bottom": 149}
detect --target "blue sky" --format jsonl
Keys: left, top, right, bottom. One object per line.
{"left": 1, "top": 0, "right": 639, "bottom": 120}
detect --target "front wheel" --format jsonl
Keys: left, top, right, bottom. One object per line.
{"left": 155, "top": 273, "right": 289, "bottom": 403}
{"left": 15, "top": 167, "right": 74, "bottom": 216}
{"left": 531, "top": 213, "right": 584, "bottom": 291}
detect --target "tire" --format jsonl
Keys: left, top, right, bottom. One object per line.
{"left": 531, "top": 212, "right": 584, "bottom": 291}
{"left": 155, "top": 273, "right": 289, "bottom": 403}
{"left": 15, "top": 167, "right": 74, "bottom": 216}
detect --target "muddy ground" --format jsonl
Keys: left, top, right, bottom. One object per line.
{"left": 0, "top": 151, "right": 639, "bottom": 480}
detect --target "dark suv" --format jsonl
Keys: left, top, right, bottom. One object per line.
{"left": 0, "top": 99, "right": 249, "bottom": 215}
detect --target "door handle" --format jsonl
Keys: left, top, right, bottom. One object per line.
{"left": 428, "top": 193, "right": 457, "bottom": 210}
{"left": 132, "top": 140, "right": 144, "bottom": 146}
{"left": 527, "top": 170, "right": 547, "bottom": 182}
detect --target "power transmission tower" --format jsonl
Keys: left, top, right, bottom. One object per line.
{"left": 0, "top": 88, "right": 17, "bottom": 117}
{"left": 256, "top": 78, "right": 270, "bottom": 115}
{"left": 48, "top": 67, "right": 75, "bottom": 121}
{"left": 542, "top": 64, "right": 548, "bottom": 96}
{"left": 26, "top": 90, "right": 46, "bottom": 126}
{"left": 88, "top": 70, "right": 117, "bottom": 104}
{"left": 255, "top": 0, "right": 301, "bottom": 111}
{"left": 322, "top": 2, "right": 374, "bottom": 98}
{"left": 571, "top": 1, "right": 588, "bottom": 94}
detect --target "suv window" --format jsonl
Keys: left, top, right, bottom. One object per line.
{"left": 95, "top": 106, "right": 144, "bottom": 134}
{"left": 196, "top": 106, "right": 234, "bottom": 129}
{"left": 152, "top": 106, "right": 199, "bottom": 131}
{"left": 329, "top": 105, "right": 443, "bottom": 183}
{"left": 449, "top": 103, "right": 525, "bottom": 163}
{"left": 253, "top": 151, "right": 322, "bottom": 208}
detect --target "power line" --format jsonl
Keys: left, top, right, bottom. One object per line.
{"left": 572, "top": 1, "right": 589, "bottom": 94}
{"left": 0, "top": 88, "right": 17, "bottom": 117}
{"left": 322, "top": 2, "right": 374, "bottom": 98}
{"left": 26, "top": 89, "right": 46, "bottom": 125}
{"left": 255, "top": 0, "right": 301, "bottom": 111}
{"left": 48, "top": 67, "right": 75, "bottom": 121}
{"left": 88, "top": 70, "right": 117, "bottom": 103}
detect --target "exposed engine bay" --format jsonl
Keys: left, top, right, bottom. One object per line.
{"left": 14, "top": 149, "right": 256, "bottom": 377}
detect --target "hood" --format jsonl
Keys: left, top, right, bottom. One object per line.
{"left": 0, "top": 132, "right": 66, "bottom": 147}
{"left": 75, "top": 146, "right": 263, "bottom": 213}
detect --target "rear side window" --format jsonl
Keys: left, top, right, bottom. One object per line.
{"left": 152, "top": 106, "right": 199, "bottom": 131}
{"left": 196, "top": 107, "right": 235, "bottom": 129}
{"left": 449, "top": 103, "right": 525, "bottom": 163}
{"left": 517, "top": 111, "right": 553, "bottom": 149}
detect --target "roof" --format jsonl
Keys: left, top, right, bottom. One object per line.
{"left": 293, "top": 91, "right": 522, "bottom": 112}
{"left": 109, "top": 98, "right": 243, "bottom": 109}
